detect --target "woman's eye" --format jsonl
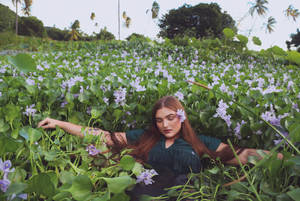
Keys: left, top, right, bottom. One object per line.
{"left": 156, "top": 119, "right": 162, "bottom": 123}
{"left": 167, "top": 116, "right": 175, "bottom": 120}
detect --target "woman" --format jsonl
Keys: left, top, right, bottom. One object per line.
{"left": 38, "top": 96, "right": 281, "bottom": 198}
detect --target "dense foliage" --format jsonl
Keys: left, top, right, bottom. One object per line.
{"left": 45, "top": 26, "right": 69, "bottom": 41}
{"left": 17, "top": 16, "right": 47, "bottom": 38}
{"left": 287, "top": 29, "right": 300, "bottom": 51}
{"left": 158, "top": 3, "right": 236, "bottom": 39}
{"left": 0, "top": 37, "right": 299, "bottom": 200}
{"left": 0, "top": 4, "right": 16, "bottom": 32}
{"left": 96, "top": 28, "right": 115, "bottom": 41}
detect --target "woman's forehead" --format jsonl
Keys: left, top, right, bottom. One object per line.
{"left": 155, "top": 107, "right": 176, "bottom": 118}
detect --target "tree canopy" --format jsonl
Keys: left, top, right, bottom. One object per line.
{"left": 286, "top": 29, "right": 300, "bottom": 51}
{"left": 158, "top": 3, "right": 236, "bottom": 39}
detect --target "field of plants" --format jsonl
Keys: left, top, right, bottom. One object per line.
{"left": 0, "top": 39, "right": 300, "bottom": 200}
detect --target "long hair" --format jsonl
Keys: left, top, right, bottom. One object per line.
{"left": 129, "top": 96, "right": 239, "bottom": 163}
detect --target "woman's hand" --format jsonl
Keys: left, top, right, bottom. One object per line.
{"left": 38, "top": 118, "right": 62, "bottom": 129}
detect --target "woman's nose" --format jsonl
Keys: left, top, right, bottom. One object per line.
{"left": 163, "top": 120, "right": 168, "bottom": 127}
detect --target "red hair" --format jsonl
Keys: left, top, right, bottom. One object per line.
{"left": 129, "top": 96, "right": 239, "bottom": 163}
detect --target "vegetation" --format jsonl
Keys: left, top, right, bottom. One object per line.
{"left": 18, "top": 16, "right": 47, "bottom": 38}
{"left": 0, "top": 34, "right": 299, "bottom": 200}
{"left": 0, "top": 4, "right": 16, "bottom": 32}
{"left": 158, "top": 3, "right": 236, "bottom": 39}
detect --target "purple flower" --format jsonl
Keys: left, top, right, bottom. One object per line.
{"left": 234, "top": 120, "right": 246, "bottom": 140}
{"left": 176, "top": 109, "right": 186, "bottom": 123}
{"left": 23, "top": 104, "right": 37, "bottom": 117}
{"left": 25, "top": 78, "right": 35, "bottom": 86}
{"left": 86, "top": 145, "right": 100, "bottom": 156}
{"left": 136, "top": 169, "right": 158, "bottom": 185}
{"left": 214, "top": 99, "right": 231, "bottom": 128}
{"left": 10, "top": 193, "right": 28, "bottom": 200}
{"left": 174, "top": 91, "right": 184, "bottom": 101}
{"left": 114, "top": 88, "right": 127, "bottom": 106}
{"left": 0, "top": 179, "right": 10, "bottom": 192}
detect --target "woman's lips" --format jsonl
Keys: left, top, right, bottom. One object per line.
{"left": 163, "top": 129, "right": 172, "bottom": 133}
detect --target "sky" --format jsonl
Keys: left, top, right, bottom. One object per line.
{"left": 1, "top": 0, "right": 300, "bottom": 51}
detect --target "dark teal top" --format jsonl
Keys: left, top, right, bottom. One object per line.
{"left": 126, "top": 129, "right": 221, "bottom": 175}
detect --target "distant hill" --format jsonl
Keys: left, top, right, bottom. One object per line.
{"left": 0, "top": 3, "right": 17, "bottom": 32}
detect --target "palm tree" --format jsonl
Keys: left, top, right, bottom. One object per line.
{"left": 22, "top": 0, "right": 32, "bottom": 16}
{"left": 146, "top": 1, "right": 160, "bottom": 19}
{"left": 90, "top": 12, "right": 95, "bottom": 21}
{"left": 265, "top": 16, "right": 276, "bottom": 33}
{"left": 249, "top": 0, "right": 269, "bottom": 17}
{"left": 69, "top": 20, "right": 80, "bottom": 41}
{"left": 285, "top": 5, "right": 300, "bottom": 22}
{"left": 122, "top": 11, "right": 131, "bottom": 28}
{"left": 12, "top": 0, "right": 21, "bottom": 35}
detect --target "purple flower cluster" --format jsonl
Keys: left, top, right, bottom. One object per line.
{"left": 25, "top": 78, "right": 35, "bottom": 86}
{"left": 0, "top": 159, "right": 14, "bottom": 193}
{"left": 234, "top": 120, "right": 246, "bottom": 139}
{"left": 136, "top": 169, "right": 158, "bottom": 185}
{"left": 86, "top": 145, "right": 101, "bottom": 156}
{"left": 23, "top": 104, "right": 37, "bottom": 117}
{"left": 261, "top": 104, "right": 288, "bottom": 127}
{"left": 214, "top": 99, "right": 231, "bottom": 128}
{"left": 61, "top": 76, "right": 84, "bottom": 91}
{"left": 113, "top": 87, "right": 127, "bottom": 106}
{"left": 130, "top": 77, "right": 146, "bottom": 92}
{"left": 174, "top": 91, "right": 184, "bottom": 101}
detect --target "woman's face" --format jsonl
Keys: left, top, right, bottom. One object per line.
{"left": 155, "top": 107, "right": 182, "bottom": 140}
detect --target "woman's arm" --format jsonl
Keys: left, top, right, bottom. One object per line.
{"left": 216, "top": 143, "right": 283, "bottom": 165}
{"left": 37, "top": 117, "right": 128, "bottom": 146}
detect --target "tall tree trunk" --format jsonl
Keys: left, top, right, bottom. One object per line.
{"left": 15, "top": 1, "right": 18, "bottom": 35}
{"left": 118, "top": 0, "right": 120, "bottom": 40}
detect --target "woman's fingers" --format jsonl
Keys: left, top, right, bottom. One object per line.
{"left": 37, "top": 118, "right": 55, "bottom": 129}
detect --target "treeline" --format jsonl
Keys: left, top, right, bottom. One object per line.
{"left": 0, "top": 3, "right": 117, "bottom": 41}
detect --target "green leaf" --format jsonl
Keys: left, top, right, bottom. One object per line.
{"left": 5, "top": 183, "right": 28, "bottom": 196}
{"left": 252, "top": 36, "right": 262, "bottom": 46}
{"left": 269, "top": 45, "right": 286, "bottom": 56}
{"left": 113, "top": 109, "right": 123, "bottom": 122}
{"left": 0, "top": 135, "right": 22, "bottom": 155}
{"left": 7, "top": 53, "right": 36, "bottom": 73}
{"left": 4, "top": 104, "right": 21, "bottom": 125}
{"left": 132, "top": 162, "right": 143, "bottom": 176}
{"left": 223, "top": 28, "right": 235, "bottom": 39}
{"left": 286, "top": 51, "right": 300, "bottom": 66}
{"left": 287, "top": 188, "right": 300, "bottom": 201}
{"left": 236, "top": 34, "right": 248, "bottom": 45}
{"left": 119, "top": 155, "right": 136, "bottom": 171}
{"left": 0, "top": 118, "right": 9, "bottom": 133}
{"left": 102, "top": 176, "right": 135, "bottom": 194}
{"left": 208, "top": 166, "right": 219, "bottom": 174}
{"left": 68, "top": 175, "right": 93, "bottom": 201}
{"left": 19, "top": 127, "right": 43, "bottom": 143}
{"left": 27, "top": 173, "right": 56, "bottom": 198}
{"left": 53, "top": 191, "right": 72, "bottom": 201}
{"left": 288, "top": 122, "right": 300, "bottom": 143}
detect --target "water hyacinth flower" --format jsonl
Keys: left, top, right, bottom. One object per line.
{"left": 214, "top": 99, "right": 231, "bottom": 128}
{"left": 177, "top": 109, "right": 186, "bottom": 123}
{"left": 174, "top": 91, "right": 184, "bottom": 101}
{"left": 0, "top": 179, "right": 10, "bottom": 192}
{"left": 23, "top": 104, "right": 37, "bottom": 117}
{"left": 114, "top": 87, "right": 127, "bottom": 106}
{"left": 86, "top": 145, "right": 101, "bottom": 156}
{"left": 136, "top": 169, "right": 158, "bottom": 185}
{"left": 25, "top": 78, "right": 35, "bottom": 86}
